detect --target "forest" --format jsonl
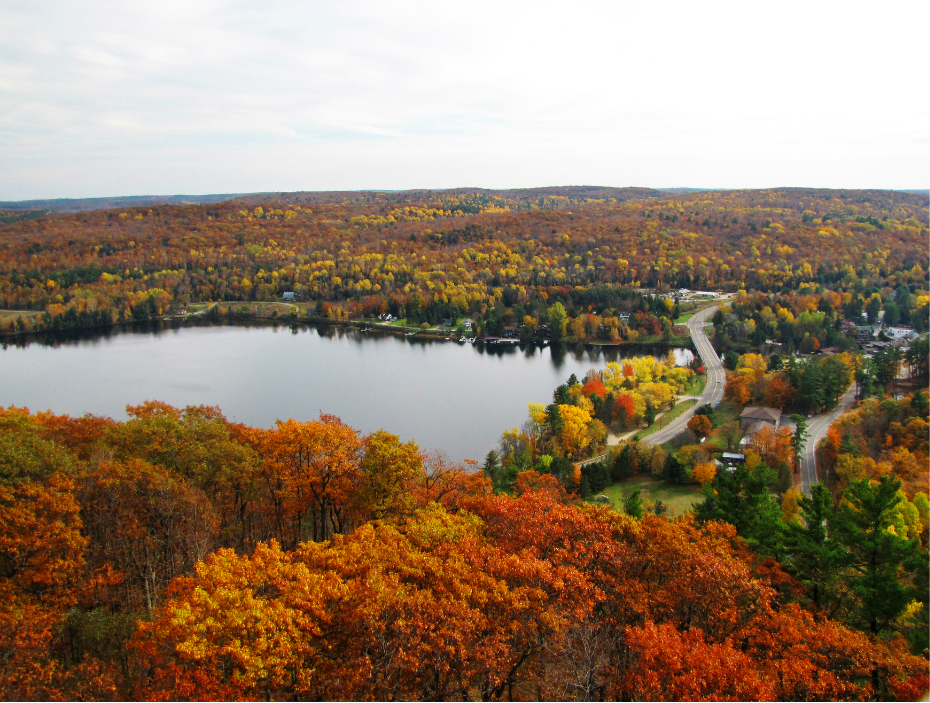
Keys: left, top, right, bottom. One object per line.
{"left": 1, "top": 398, "right": 928, "bottom": 701}
{"left": 1, "top": 185, "right": 928, "bottom": 700}
{"left": 1, "top": 187, "right": 926, "bottom": 351}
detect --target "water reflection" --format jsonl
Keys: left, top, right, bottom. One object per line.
{"left": 1, "top": 321, "right": 692, "bottom": 462}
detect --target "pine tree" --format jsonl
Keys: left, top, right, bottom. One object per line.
{"left": 830, "top": 476, "right": 926, "bottom": 635}
{"left": 783, "top": 483, "right": 846, "bottom": 609}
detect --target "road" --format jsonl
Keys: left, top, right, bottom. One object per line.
{"left": 798, "top": 383, "right": 857, "bottom": 496}
{"left": 644, "top": 306, "right": 726, "bottom": 446}
{"left": 629, "top": 300, "right": 858, "bottom": 494}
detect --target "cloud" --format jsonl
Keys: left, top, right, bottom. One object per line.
{"left": 0, "top": 0, "right": 927, "bottom": 198}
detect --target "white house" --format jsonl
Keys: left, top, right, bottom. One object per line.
{"left": 886, "top": 326, "right": 917, "bottom": 339}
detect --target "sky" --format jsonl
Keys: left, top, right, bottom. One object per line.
{"left": 1, "top": 0, "right": 928, "bottom": 200}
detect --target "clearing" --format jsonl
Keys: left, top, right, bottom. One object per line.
{"left": 600, "top": 475, "right": 704, "bottom": 518}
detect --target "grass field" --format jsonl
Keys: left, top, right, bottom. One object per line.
{"left": 712, "top": 400, "right": 740, "bottom": 426}
{"left": 683, "top": 374, "right": 706, "bottom": 396}
{"left": 635, "top": 399, "right": 697, "bottom": 440}
{"left": 600, "top": 475, "right": 704, "bottom": 518}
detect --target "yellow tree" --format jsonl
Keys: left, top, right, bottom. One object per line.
{"left": 355, "top": 430, "right": 423, "bottom": 523}
{"left": 556, "top": 404, "right": 593, "bottom": 459}
{"left": 692, "top": 462, "right": 717, "bottom": 485}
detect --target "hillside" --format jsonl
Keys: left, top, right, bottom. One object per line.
{"left": 1, "top": 187, "right": 926, "bottom": 340}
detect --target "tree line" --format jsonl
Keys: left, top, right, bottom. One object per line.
{"left": 2, "top": 188, "right": 926, "bottom": 340}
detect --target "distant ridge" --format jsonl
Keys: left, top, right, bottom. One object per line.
{"left": 0, "top": 193, "right": 250, "bottom": 214}
{"left": 2, "top": 186, "right": 925, "bottom": 215}
{"left": 0, "top": 187, "right": 681, "bottom": 213}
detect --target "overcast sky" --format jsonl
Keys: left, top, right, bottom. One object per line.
{"left": 1, "top": 1, "right": 927, "bottom": 200}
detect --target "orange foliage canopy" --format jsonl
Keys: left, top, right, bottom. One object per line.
{"left": 0, "top": 404, "right": 927, "bottom": 701}
{"left": 581, "top": 377, "right": 607, "bottom": 399}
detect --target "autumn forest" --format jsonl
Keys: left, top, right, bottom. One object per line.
{"left": 0, "top": 186, "right": 928, "bottom": 701}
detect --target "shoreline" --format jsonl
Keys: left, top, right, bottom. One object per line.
{"left": 0, "top": 310, "right": 697, "bottom": 353}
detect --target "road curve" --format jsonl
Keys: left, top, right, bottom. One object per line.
{"left": 644, "top": 306, "right": 726, "bottom": 446}
{"left": 798, "top": 383, "right": 856, "bottom": 496}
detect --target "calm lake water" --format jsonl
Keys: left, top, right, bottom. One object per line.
{"left": 0, "top": 321, "right": 693, "bottom": 462}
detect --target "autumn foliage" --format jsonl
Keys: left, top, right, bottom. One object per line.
{"left": 0, "top": 402, "right": 927, "bottom": 700}
{"left": 1, "top": 188, "right": 926, "bottom": 343}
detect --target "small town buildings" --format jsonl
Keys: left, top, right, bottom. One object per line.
{"left": 739, "top": 406, "right": 782, "bottom": 431}
{"left": 886, "top": 326, "right": 917, "bottom": 339}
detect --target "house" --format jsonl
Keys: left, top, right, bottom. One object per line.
{"left": 886, "top": 326, "right": 917, "bottom": 339}
{"left": 739, "top": 406, "right": 782, "bottom": 431}
{"left": 282, "top": 291, "right": 295, "bottom": 300}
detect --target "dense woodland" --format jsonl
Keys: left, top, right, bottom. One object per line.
{"left": 1, "top": 187, "right": 926, "bottom": 350}
{"left": 1, "top": 186, "right": 928, "bottom": 700}
{"left": 1, "top": 400, "right": 928, "bottom": 701}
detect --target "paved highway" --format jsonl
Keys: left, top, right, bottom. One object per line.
{"left": 798, "top": 383, "right": 857, "bottom": 496}
{"left": 634, "top": 301, "right": 858, "bottom": 496}
{"left": 644, "top": 306, "right": 726, "bottom": 446}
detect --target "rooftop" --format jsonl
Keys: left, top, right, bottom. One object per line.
{"left": 740, "top": 406, "right": 782, "bottom": 424}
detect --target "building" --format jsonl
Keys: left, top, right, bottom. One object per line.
{"left": 886, "top": 326, "right": 917, "bottom": 339}
{"left": 739, "top": 406, "right": 782, "bottom": 431}
{"left": 282, "top": 292, "right": 295, "bottom": 300}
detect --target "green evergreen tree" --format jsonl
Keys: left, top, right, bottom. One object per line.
{"left": 662, "top": 454, "right": 685, "bottom": 485}
{"left": 611, "top": 442, "right": 636, "bottom": 482}
{"left": 911, "top": 388, "right": 927, "bottom": 417}
{"left": 854, "top": 356, "right": 874, "bottom": 400}
{"left": 873, "top": 347, "right": 902, "bottom": 393}
{"left": 789, "top": 414, "right": 808, "bottom": 473}
{"left": 643, "top": 400, "right": 656, "bottom": 427}
{"left": 830, "top": 476, "right": 926, "bottom": 635}
{"left": 783, "top": 483, "right": 846, "bottom": 609}
{"left": 796, "top": 358, "right": 824, "bottom": 414}
{"left": 622, "top": 487, "right": 644, "bottom": 519}
{"left": 694, "top": 463, "right": 784, "bottom": 557}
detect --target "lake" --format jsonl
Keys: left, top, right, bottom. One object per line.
{"left": 0, "top": 321, "right": 693, "bottom": 462}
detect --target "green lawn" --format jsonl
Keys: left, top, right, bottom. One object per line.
{"left": 674, "top": 311, "right": 696, "bottom": 324}
{"left": 636, "top": 334, "right": 692, "bottom": 346}
{"left": 600, "top": 475, "right": 704, "bottom": 518}
{"left": 635, "top": 399, "right": 697, "bottom": 440}
{"left": 683, "top": 374, "right": 706, "bottom": 396}
{"left": 711, "top": 400, "right": 740, "bottom": 427}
